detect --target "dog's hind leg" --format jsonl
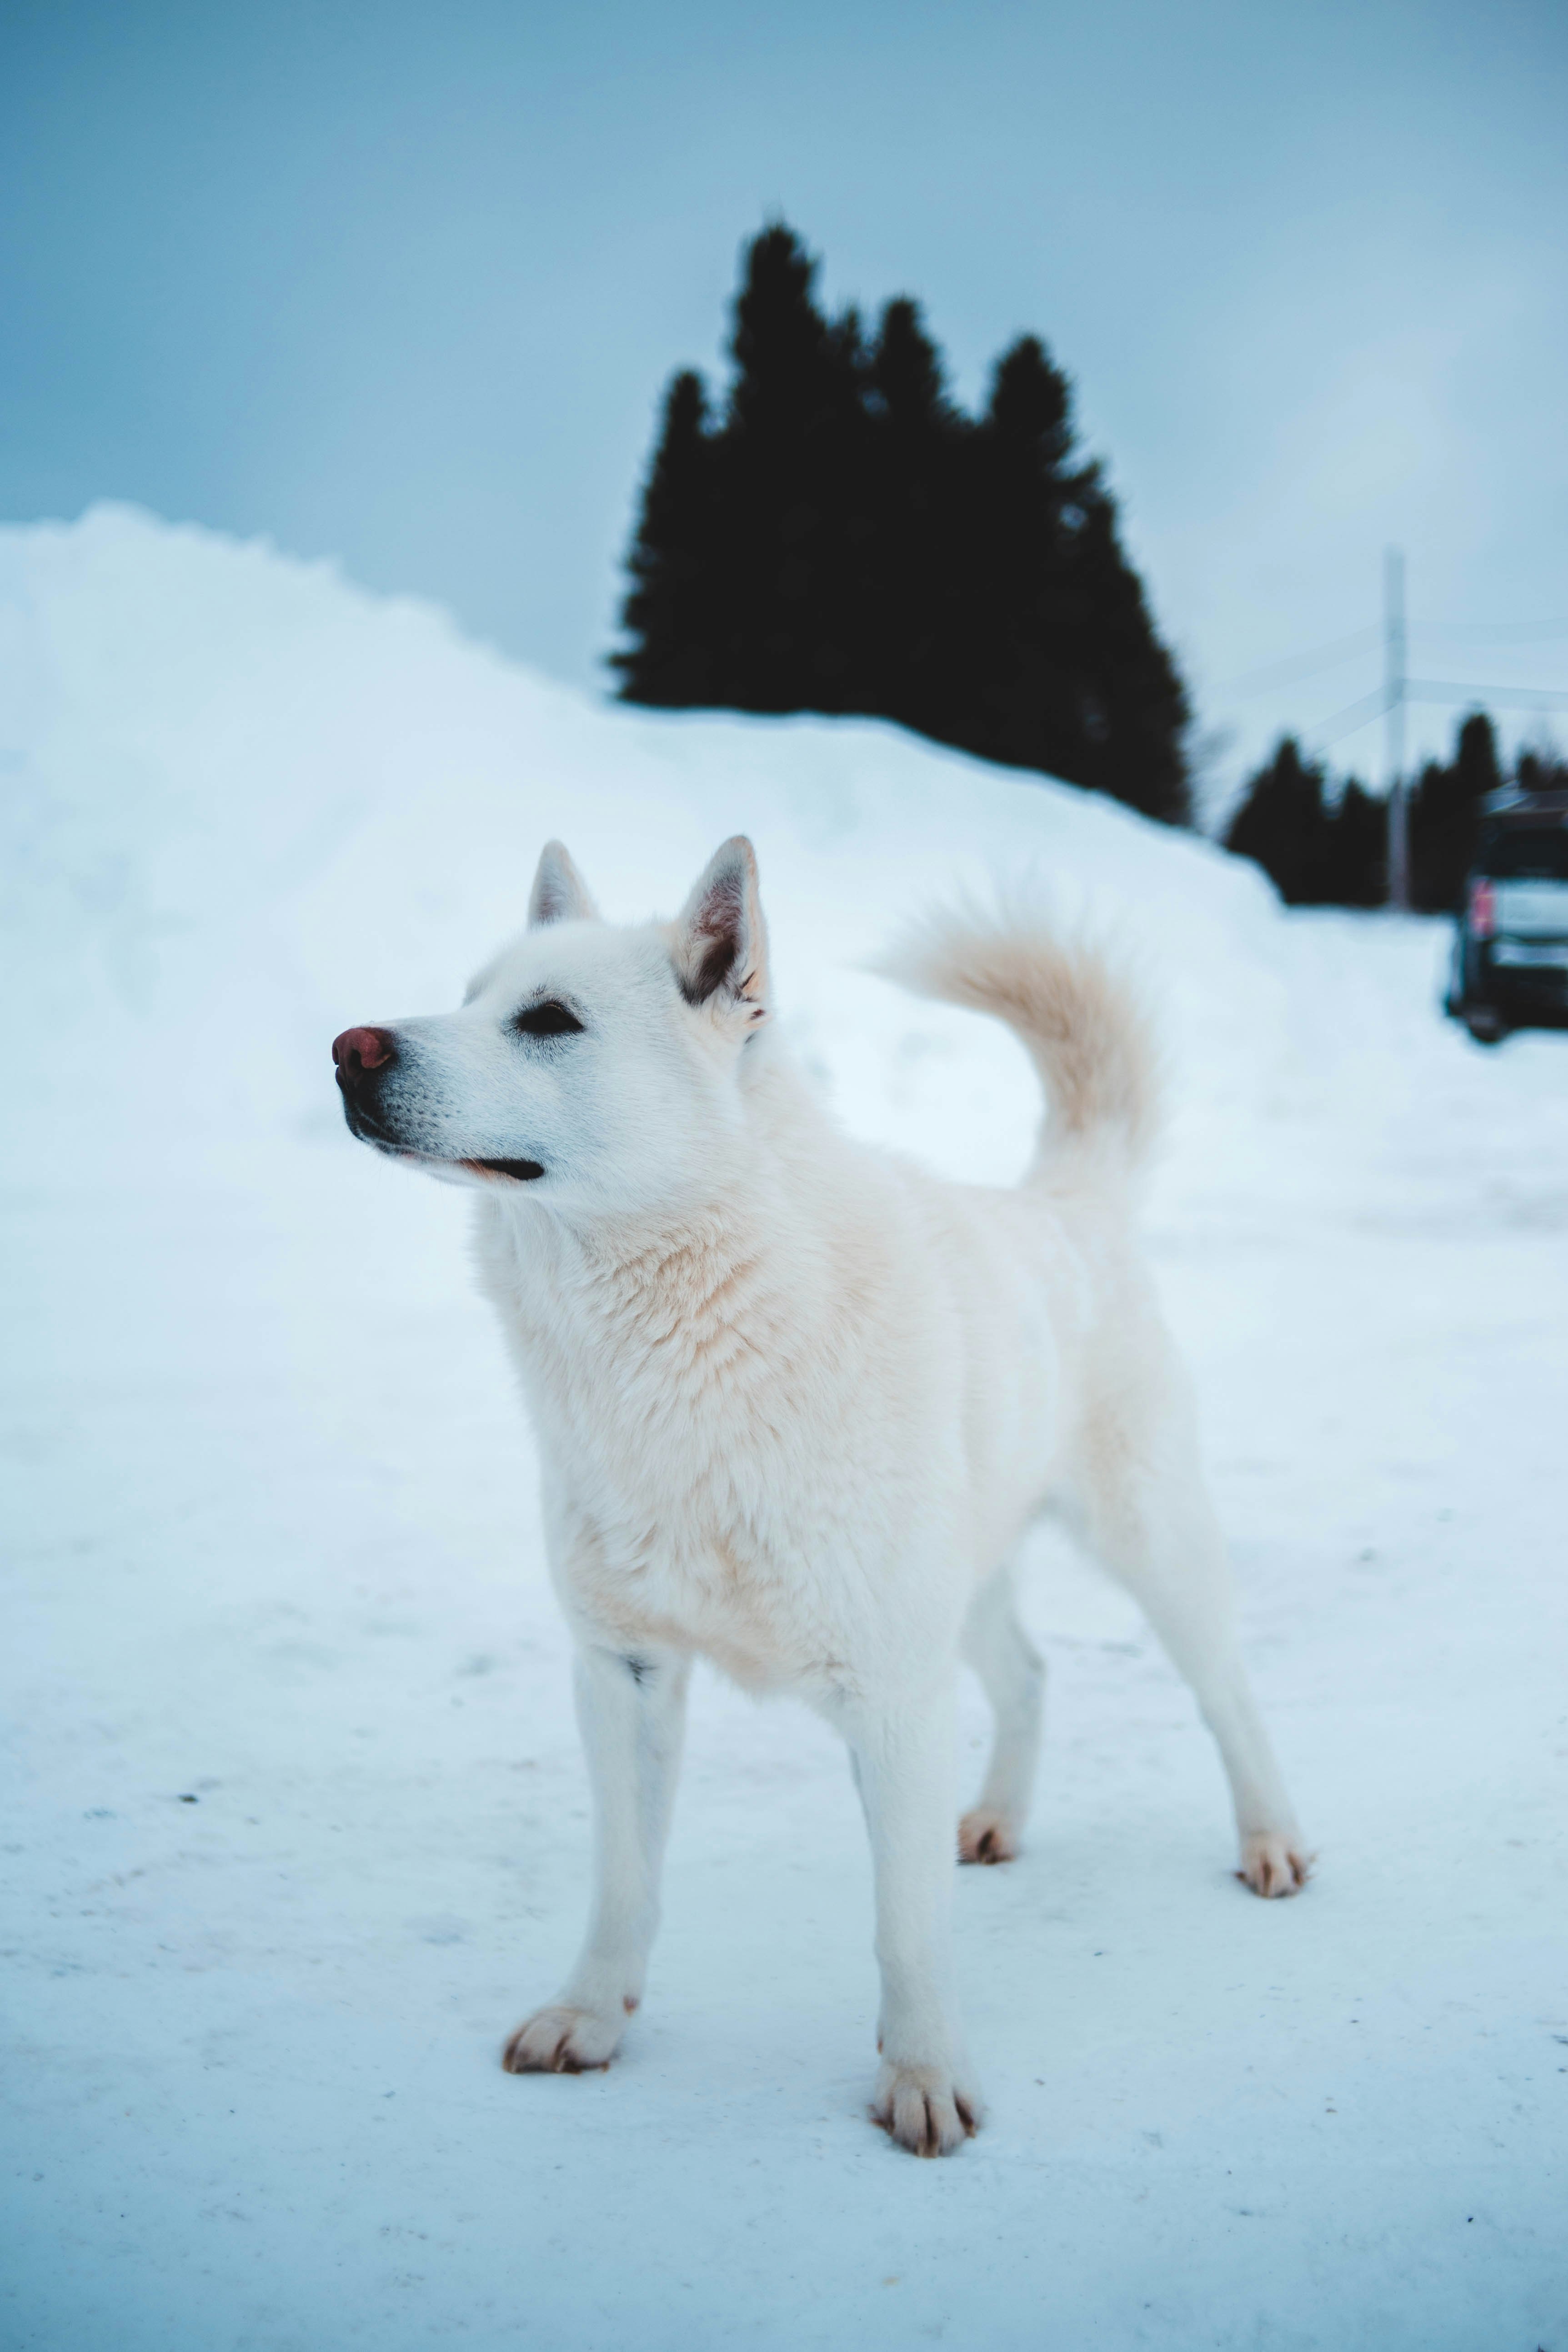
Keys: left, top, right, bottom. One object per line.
{"left": 958, "top": 1565, "right": 1044, "bottom": 1864}
{"left": 503, "top": 1642, "right": 690, "bottom": 2075}
{"left": 1072, "top": 1427, "right": 1310, "bottom": 1899}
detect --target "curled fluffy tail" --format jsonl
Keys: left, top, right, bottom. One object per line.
{"left": 875, "top": 900, "right": 1161, "bottom": 1176}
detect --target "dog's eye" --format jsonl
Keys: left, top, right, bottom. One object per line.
{"left": 513, "top": 999, "right": 585, "bottom": 1038}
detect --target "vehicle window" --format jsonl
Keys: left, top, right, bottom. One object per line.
{"left": 1478, "top": 828, "right": 1568, "bottom": 881}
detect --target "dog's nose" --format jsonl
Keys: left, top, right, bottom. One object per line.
{"left": 332, "top": 1026, "right": 399, "bottom": 1079}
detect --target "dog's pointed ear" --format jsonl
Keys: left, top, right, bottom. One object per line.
{"left": 528, "top": 840, "right": 599, "bottom": 928}
{"left": 671, "top": 837, "right": 770, "bottom": 1018}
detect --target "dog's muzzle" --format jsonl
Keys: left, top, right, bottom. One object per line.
{"left": 331, "top": 1028, "right": 546, "bottom": 1180}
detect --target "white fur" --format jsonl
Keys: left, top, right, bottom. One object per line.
{"left": 336, "top": 836, "right": 1309, "bottom": 2159}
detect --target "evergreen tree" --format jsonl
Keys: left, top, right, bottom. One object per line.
{"left": 1324, "top": 778, "right": 1387, "bottom": 908}
{"left": 1408, "top": 711, "right": 1502, "bottom": 912}
{"left": 712, "top": 223, "right": 871, "bottom": 709}
{"left": 1227, "top": 742, "right": 1394, "bottom": 908}
{"left": 1224, "top": 737, "right": 1336, "bottom": 904}
{"left": 960, "top": 337, "right": 1082, "bottom": 785}
{"left": 614, "top": 221, "right": 1192, "bottom": 824}
{"left": 862, "top": 297, "right": 962, "bottom": 731}
{"left": 615, "top": 371, "right": 719, "bottom": 707}
{"left": 1065, "top": 481, "right": 1190, "bottom": 822}
{"left": 1514, "top": 745, "right": 1568, "bottom": 796}
{"left": 1226, "top": 712, "right": 1540, "bottom": 912}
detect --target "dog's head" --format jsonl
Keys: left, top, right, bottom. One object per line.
{"left": 332, "top": 837, "right": 771, "bottom": 1216}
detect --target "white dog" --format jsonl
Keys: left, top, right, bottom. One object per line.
{"left": 332, "top": 836, "right": 1308, "bottom": 2157}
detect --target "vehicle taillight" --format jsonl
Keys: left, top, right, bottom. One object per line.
{"left": 1468, "top": 878, "right": 1496, "bottom": 940}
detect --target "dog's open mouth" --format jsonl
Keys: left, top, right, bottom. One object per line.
{"left": 467, "top": 1158, "right": 546, "bottom": 1182}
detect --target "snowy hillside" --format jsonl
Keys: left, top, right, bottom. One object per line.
{"left": 3, "top": 505, "right": 1331, "bottom": 1185}
{"left": 3, "top": 509, "right": 1565, "bottom": 2352}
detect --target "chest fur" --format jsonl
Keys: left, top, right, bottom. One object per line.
{"left": 477, "top": 1202, "right": 912, "bottom": 1682}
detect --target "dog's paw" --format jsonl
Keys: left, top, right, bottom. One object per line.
{"left": 958, "top": 1805, "right": 1019, "bottom": 1865}
{"left": 501, "top": 2003, "right": 624, "bottom": 2074}
{"left": 871, "top": 2061, "right": 982, "bottom": 2157}
{"left": 1237, "top": 1831, "right": 1313, "bottom": 1898}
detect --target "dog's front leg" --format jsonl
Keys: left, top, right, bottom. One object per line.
{"left": 503, "top": 1643, "right": 689, "bottom": 2076}
{"left": 834, "top": 1683, "right": 982, "bottom": 2156}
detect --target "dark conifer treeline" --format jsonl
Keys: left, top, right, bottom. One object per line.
{"left": 615, "top": 224, "right": 1192, "bottom": 825}
{"left": 1225, "top": 712, "right": 1566, "bottom": 909}
{"left": 1224, "top": 739, "right": 1387, "bottom": 907}
{"left": 1406, "top": 712, "right": 1503, "bottom": 912}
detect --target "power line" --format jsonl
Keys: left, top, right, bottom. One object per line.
{"left": 1404, "top": 679, "right": 1568, "bottom": 710}
{"left": 1418, "top": 620, "right": 1568, "bottom": 643}
{"left": 1222, "top": 627, "right": 1380, "bottom": 699}
{"left": 1308, "top": 676, "right": 1568, "bottom": 751}
{"left": 1229, "top": 618, "right": 1568, "bottom": 710}
{"left": 1308, "top": 682, "right": 1392, "bottom": 747}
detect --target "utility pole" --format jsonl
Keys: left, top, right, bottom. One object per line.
{"left": 1384, "top": 547, "right": 1409, "bottom": 911}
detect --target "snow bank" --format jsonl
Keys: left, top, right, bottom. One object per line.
{"left": 2, "top": 502, "right": 1303, "bottom": 1192}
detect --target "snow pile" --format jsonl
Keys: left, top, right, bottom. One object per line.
{"left": 4, "top": 504, "right": 1305, "bottom": 1188}
{"left": 4, "top": 509, "right": 1565, "bottom": 2352}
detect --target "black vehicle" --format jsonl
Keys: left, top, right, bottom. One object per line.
{"left": 1445, "top": 787, "right": 1568, "bottom": 1044}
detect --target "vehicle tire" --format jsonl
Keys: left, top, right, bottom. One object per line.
{"left": 1464, "top": 1011, "right": 1507, "bottom": 1046}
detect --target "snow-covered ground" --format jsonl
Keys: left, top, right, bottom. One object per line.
{"left": 4, "top": 508, "right": 1565, "bottom": 2351}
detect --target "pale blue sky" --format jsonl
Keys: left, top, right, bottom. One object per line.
{"left": 4, "top": 0, "right": 1565, "bottom": 807}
